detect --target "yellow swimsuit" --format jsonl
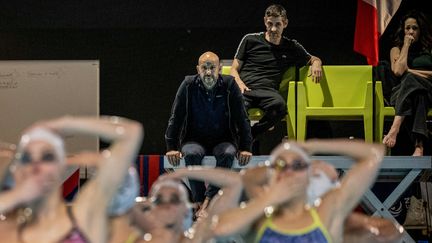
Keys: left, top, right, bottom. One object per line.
{"left": 255, "top": 208, "right": 332, "bottom": 243}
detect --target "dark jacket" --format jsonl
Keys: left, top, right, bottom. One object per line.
{"left": 165, "top": 74, "right": 252, "bottom": 152}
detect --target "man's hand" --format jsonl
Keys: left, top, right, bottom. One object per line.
{"left": 238, "top": 82, "right": 251, "bottom": 94}
{"left": 166, "top": 150, "right": 182, "bottom": 166}
{"left": 309, "top": 60, "right": 322, "bottom": 83}
{"left": 237, "top": 151, "right": 252, "bottom": 166}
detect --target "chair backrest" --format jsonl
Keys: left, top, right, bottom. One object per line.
{"left": 222, "top": 65, "right": 231, "bottom": 75}
{"left": 278, "top": 66, "right": 296, "bottom": 99}
{"left": 300, "top": 65, "right": 372, "bottom": 107}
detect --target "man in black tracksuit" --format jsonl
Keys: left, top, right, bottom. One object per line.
{"left": 230, "top": 4, "right": 323, "bottom": 139}
{"left": 165, "top": 51, "right": 252, "bottom": 211}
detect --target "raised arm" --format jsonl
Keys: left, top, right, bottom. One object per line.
{"left": 240, "top": 166, "right": 269, "bottom": 199}
{"left": 0, "top": 190, "right": 22, "bottom": 214}
{"left": 343, "top": 212, "right": 403, "bottom": 243}
{"left": 159, "top": 167, "right": 242, "bottom": 215}
{"left": 390, "top": 47, "right": 408, "bottom": 77}
{"left": 303, "top": 140, "right": 384, "bottom": 225}
{"left": 391, "top": 43, "right": 432, "bottom": 78}
{"left": 1, "top": 141, "right": 50, "bottom": 215}
{"left": 156, "top": 167, "right": 244, "bottom": 242}
{"left": 390, "top": 33, "right": 415, "bottom": 77}
{"left": 0, "top": 142, "right": 15, "bottom": 184}
{"left": 0, "top": 171, "right": 49, "bottom": 214}
{"left": 66, "top": 151, "right": 104, "bottom": 168}
{"left": 41, "top": 116, "right": 143, "bottom": 241}
{"left": 209, "top": 169, "right": 305, "bottom": 237}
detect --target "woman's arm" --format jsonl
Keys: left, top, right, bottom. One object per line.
{"left": 390, "top": 47, "right": 408, "bottom": 77}
{"left": 0, "top": 169, "right": 51, "bottom": 214}
{"left": 157, "top": 167, "right": 244, "bottom": 242}
{"left": 209, "top": 170, "right": 304, "bottom": 237}
{"left": 303, "top": 140, "right": 384, "bottom": 228}
{"left": 159, "top": 167, "right": 243, "bottom": 215}
{"left": 0, "top": 142, "right": 15, "bottom": 184}
{"left": 407, "top": 69, "right": 432, "bottom": 79}
{"left": 344, "top": 212, "right": 403, "bottom": 243}
{"left": 66, "top": 151, "right": 103, "bottom": 167}
{"left": 390, "top": 35, "right": 414, "bottom": 77}
{"left": 40, "top": 116, "right": 143, "bottom": 241}
{"left": 240, "top": 166, "right": 269, "bottom": 199}
{"left": 44, "top": 116, "right": 143, "bottom": 200}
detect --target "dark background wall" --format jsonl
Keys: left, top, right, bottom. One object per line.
{"left": 1, "top": 0, "right": 431, "bottom": 154}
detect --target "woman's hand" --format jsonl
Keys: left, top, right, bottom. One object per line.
{"left": 403, "top": 34, "right": 415, "bottom": 47}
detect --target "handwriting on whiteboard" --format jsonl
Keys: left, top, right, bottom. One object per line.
{"left": 0, "top": 68, "right": 64, "bottom": 89}
{"left": 0, "top": 71, "right": 18, "bottom": 89}
{"left": 27, "top": 69, "right": 63, "bottom": 79}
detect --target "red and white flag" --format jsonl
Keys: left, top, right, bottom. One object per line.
{"left": 354, "top": 0, "right": 402, "bottom": 66}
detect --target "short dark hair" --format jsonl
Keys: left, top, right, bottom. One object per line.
{"left": 265, "top": 4, "right": 287, "bottom": 19}
{"left": 393, "top": 10, "right": 432, "bottom": 50}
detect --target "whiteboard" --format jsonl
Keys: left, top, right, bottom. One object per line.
{"left": 0, "top": 60, "right": 99, "bottom": 155}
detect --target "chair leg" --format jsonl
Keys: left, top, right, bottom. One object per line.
{"left": 286, "top": 114, "right": 295, "bottom": 140}
{"left": 376, "top": 113, "right": 385, "bottom": 143}
{"left": 297, "top": 115, "right": 307, "bottom": 141}
{"left": 364, "top": 114, "right": 373, "bottom": 143}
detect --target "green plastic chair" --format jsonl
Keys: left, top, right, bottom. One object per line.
{"left": 281, "top": 67, "right": 297, "bottom": 140}
{"left": 296, "top": 65, "right": 373, "bottom": 142}
{"left": 221, "top": 66, "right": 232, "bottom": 76}
{"left": 375, "top": 81, "right": 396, "bottom": 142}
{"left": 221, "top": 66, "right": 263, "bottom": 119}
{"left": 221, "top": 65, "right": 296, "bottom": 139}
{"left": 374, "top": 81, "right": 432, "bottom": 142}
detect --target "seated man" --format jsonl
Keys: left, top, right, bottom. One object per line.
{"left": 230, "top": 4, "right": 322, "bottom": 140}
{"left": 165, "top": 51, "right": 252, "bottom": 212}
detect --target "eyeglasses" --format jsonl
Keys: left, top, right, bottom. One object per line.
{"left": 19, "top": 151, "right": 57, "bottom": 165}
{"left": 139, "top": 204, "right": 152, "bottom": 212}
{"left": 272, "top": 158, "right": 309, "bottom": 172}
{"left": 152, "top": 194, "right": 182, "bottom": 206}
{"left": 135, "top": 197, "right": 153, "bottom": 212}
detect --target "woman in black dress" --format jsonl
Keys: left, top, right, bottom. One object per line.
{"left": 383, "top": 10, "right": 432, "bottom": 156}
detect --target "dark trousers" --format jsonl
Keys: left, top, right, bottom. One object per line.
{"left": 392, "top": 73, "right": 432, "bottom": 141}
{"left": 243, "top": 89, "right": 287, "bottom": 138}
{"left": 181, "top": 141, "right": 236, "bottom": 203}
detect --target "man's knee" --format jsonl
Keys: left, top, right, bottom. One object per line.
{"left": 274, "top": 98, "right": 287, "bottom": 112}
{"left": 214, "top": 143, "right": 236, "bottom": 157}
{"left": 182, "top": 143, "right": 205, "bottom": 165}
{"left": 267, "top": 99, "right": 287, "bottom": 119}
{"left": 213, "top": 143, "right": 236, "bottom": 167}
{"left": 263, "top": 93, "right": 286, "bottom": 114}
